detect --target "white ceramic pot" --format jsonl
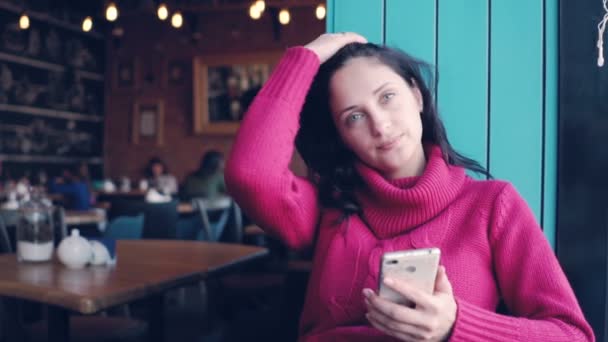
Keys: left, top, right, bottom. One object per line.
{"left": 57, "top": 229, "right": 92, "bottom": 269}
{"left": 89, "top": 240, "right": 111, "bottom": 266}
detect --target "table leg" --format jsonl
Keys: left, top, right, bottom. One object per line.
{"left": 2, "top": 298, "right": 26, "bottom": 342}
{"left": 146, "top": 294, "right": 165, "bottom": 342}
{"left": 47, "top": 305, "right": 69, "bottom": 342}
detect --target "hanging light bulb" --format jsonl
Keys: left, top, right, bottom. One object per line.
{"left": 19, "top": 12, "right": 30, "bottom": 30}
{"left": 106, "top": 2, "right": 119, "bottom": 22}
{"left": 171, "top": 11, "right": 183, "bottom": 28}
{"left": 157, "top": 3, "right": 169, "bottom": 20}
{"left": 316, "top": 4, "right": 326, "bottom": 20}
{"left": 249, "top": 3, "right": 261, "bottom": 20}
{"left": 82, "top": 16, "right": 93, "bottom": 32}
{"left": 279, "top": 8, "right": 290, "bottom": 25}
{"left": 254, "top": 0, "right": 265, "bottom": 12}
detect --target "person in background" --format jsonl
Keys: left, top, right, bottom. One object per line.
{"left": 48, "top": 164, "right": 91, "bottom": 210}
{"left": 144, "top": 157, "right": 178, "bottom": 195}
{"left": 181, "top": 150, "right": 226, "bottom": 201}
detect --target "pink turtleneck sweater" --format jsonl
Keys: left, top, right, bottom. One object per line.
{"left": 225, "top": 47, "right": 594, "bottom": 341}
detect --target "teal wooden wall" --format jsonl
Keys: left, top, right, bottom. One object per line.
{"left": 327, "top": 0, "right": 557, "bottom": 248}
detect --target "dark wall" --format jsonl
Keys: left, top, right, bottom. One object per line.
{"left": 103, "top": 7, "right": 323, "bottom": 182}
{"left": 558, "top": 0, "right": 608, "bottom": 339}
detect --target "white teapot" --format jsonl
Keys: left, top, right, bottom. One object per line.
{"left": 89, "top": 240, "right": 112, "bottom": 266}
{"left": 57, "top": 229, "right": 92, "bottom": 269}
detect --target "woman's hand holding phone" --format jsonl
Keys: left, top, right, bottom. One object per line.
{"left": 363, "top": 266, "right": 457, "bottom": 342}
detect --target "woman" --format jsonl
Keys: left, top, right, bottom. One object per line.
{"left": 225, "top": 33, "right": 594, "bottom": 341}
{"left": 181, "top": 150, "right": 226, "bottom": 201}
{"left": 144, "top": 157, "right": 178, "bottom": 195}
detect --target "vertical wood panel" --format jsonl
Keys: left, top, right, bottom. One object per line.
{"left": 437, "top": 0, "right": 489, "bottom": 175}
{"left": 490, "top": 0, "right": 543, "bottom": 219}
{"left": 332, "top": 0, "right": 383, "bottom": 43}
{"left": 543, "top": 0, "right": 557, "bottom": 247}
{"left": 385, "top": 0, "right": 436, "bottom": 64}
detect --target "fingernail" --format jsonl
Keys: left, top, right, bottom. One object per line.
{"left": 384, "top": 277, "right": 394, "bottom": 285}
{"left": 362, "top": 288, "right": 373, "bottom": 298}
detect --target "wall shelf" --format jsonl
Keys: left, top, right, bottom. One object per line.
{"left": 0, "top": 52, "right": 104, "bottom": 81}
{"left": 0, "top": 154, "right": 103, "bottom": 164}
{"left": 0, "top": 104, "right": 104, "bottom": 123}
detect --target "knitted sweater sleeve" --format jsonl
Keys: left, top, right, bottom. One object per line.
{"left": 449, "top": 183, "right": 594, "bottom": 341}
{"left": 225, "top": 47, "right": 321, "bottom": 250}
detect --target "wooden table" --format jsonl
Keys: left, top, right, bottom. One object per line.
{"left": 177, "top": 196, "right": 232, "bottom": 215}
{"left": 64, "top": 209, "right": 106, "bottom": 226}
{"left": 2, "top": 208, "right": 107, "bottom": 226}
{"left": 0, "top": 240, "right": 268, "bottom": 342}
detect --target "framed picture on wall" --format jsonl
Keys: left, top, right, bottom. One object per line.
{"left": 114, "top": 58, "right": 138, "bottom": 89}
{"left": 132, "top": 98, "right": 164, "bottom": 145}
{"left": 193, "top": 51, "right": 281, "bottom": 135}
{"left": 165, "top": 59, "right": 188, "bottom": 87}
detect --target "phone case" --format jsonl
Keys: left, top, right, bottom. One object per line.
{"left": 378, "top": 248, "right": 441, "bottom": 307}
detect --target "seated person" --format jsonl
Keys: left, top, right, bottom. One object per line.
{"left": 144, "top": 157, "right": 178, "bottom": 195}
{"left": 181, "top": 150, "right": 226, "bottom": 201}
{"left": 48, "top": 165, "right": 91, "bottom": 210}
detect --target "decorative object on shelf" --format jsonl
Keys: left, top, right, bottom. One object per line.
{"left": 193, "top": 51, "right": 280, "bottom": 134}
{"left": 132, "top": 98, "right": 164, "bottom": 145}
{"left": 57, "top": 228, "right": 92, "bottom": 269}
{"left": 0, "top": 117, "right": 98, "bottom": 157}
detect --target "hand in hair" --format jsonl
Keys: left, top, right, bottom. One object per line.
{"left": 304, "top": 32, "right": 367, "bottom": 63}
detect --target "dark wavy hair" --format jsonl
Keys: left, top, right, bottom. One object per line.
{"left": 295, "top": 43, "right": 490, "bottom": 216}
{"left": 145, "top": 157, "right": 169, "bottom": 178}
{"left": 197, "top": 150, "right": 224, "bottom": 178}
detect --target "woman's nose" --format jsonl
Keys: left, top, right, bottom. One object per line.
{"left": 369, "top": 110, "right": 391, "bottom": 137}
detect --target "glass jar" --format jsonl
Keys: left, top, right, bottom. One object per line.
{"left": 16, "top": 187, "right": 54, "bottom": 262}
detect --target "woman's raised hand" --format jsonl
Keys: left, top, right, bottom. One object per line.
{"left": 304, "top": 32, "right": 367, "bottom": 63}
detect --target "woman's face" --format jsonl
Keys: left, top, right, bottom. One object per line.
{"left": 329, "top": 57, "right": 426, "bottom": 179}
{"left": 152, "top": 163, "right": 164, "bottom": 177}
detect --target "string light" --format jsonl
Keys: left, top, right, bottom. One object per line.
{"left": 279, "top": 9, "right": 290, "bottom": 25}
{"left": 19, "top": 12, "right": 30, "bottom": 30}
{"left": 82, "top": 16, "right": 93, "bottom": 32}
{"left": 249, "top": 3, "right": 261, "bottom": 20}
{"left": 106, "top": 2, "right": 118, "bottom": 22}
{"left": 316, "top": 4, "right": 326, "bottom": 20}
{"left": 254, "top": 0, "right": 265, "bottom": 12}
{"left": 157, "top": 3, "right": 169, "bottom": 21}
{"left": 171, "top": 11, "right": 183, "bottom": 28}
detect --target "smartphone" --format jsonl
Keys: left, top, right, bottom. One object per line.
{"left": 378, "top": 248, "right": 441, "bottom": 307}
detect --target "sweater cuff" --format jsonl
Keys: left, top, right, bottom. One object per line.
{"left": 449, "top": 298, "right": 520, "bottom": 341}
{"left": 258, "top": 46, "right": 320, "bottom": 102}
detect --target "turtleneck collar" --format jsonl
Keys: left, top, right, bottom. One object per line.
{"left": 355, "top": 145, "right": 466, "bottom": 239}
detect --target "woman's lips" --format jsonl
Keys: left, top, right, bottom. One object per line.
{"left": 377, "top": 134, "right": 403, "bottom": 151}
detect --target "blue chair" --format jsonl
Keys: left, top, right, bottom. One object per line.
{"left": 104, "top": 214, "right": 145, "bottom": 240}
{"left": 191, "top": 198, "right": 242, "bottom": 242}
{"left": 108, "top": 199, "right": 178, "bottom": 239}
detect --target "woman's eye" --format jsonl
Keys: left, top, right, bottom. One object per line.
{"left": 346, "top": 112, "right": 364, "bottom": 124}
{"left": 381, "top": 92, "right": 395, "bottom": 103}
